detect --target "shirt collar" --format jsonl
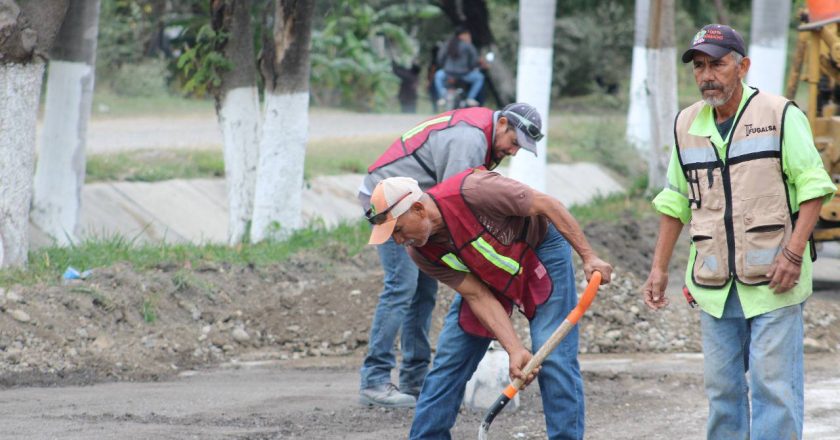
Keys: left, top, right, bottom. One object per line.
{"left": 687, "top": 82, "right": 756, "bottom": 145}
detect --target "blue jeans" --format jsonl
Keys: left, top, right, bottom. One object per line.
{"left": 360, "top": 238, "right": 438, "bottom": 392}
{"left": 434, "top": 69, "right": 485, "bottom": 101}
{"left": 700, "top": 285, "right": 804, "bottom": 440}
{"left": 410, "top": 225, "right": 584, "bottom": 440}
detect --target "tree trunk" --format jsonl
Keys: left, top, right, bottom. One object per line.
{"left": 438, "top": 0, "right": 493, "bottom": 48}
{"left": 713, "top": 0, "right": 730, "bottom": 25}
{"left": 746, "top": 0, "right": 791, "bottom": 95}
{"left": 0, "top": 0, "right": 68, "bottom": 267}
{"left": 251, "top": 0, "right": 314, "bottom": 242}
{"left": 645, "top": 0, "right": 677, "bottom": 194}
{"left": 31, "top": 0, "right": 100, "bottom": 246}
{"left": 507, "top": 0, "right": 556, "bottom": 192}
{"left": 212, "top": 0, "right": 261, "bottom": 245}
{"left": 626, "top": 0, "right": 651, "bottom": 151}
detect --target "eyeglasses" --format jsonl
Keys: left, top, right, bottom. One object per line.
{"left": 504, "top": 111, "right": 544, "bottom": 142}
{"left": 365, "top": 191, "right": 412, "bottom": 225}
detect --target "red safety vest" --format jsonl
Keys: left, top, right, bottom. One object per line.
{"left": 367, "top": 108, "right": 495, "bottom": 173}
{"left": 416, "top": 168, "right": 553, "bottom": 338}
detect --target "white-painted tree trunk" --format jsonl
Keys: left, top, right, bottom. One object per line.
{"left": 508, "top": 0, "right": 556, "bottom": 192}
{"left": 251, "top": 91, "right": 309, "bottom": 242}
{"left": 31, "top": 61, "right": 94, "bottom": 244}
{"left": 646, "top": 49, "right": 678, "bottom": 192}
{"left": 627, "top": 0, "right": 651, "bottom": 151}
{"left": 0, "top": 62, "right": 45, "bottom": 267}
{"left": 218, "top": 86, "right": 261, "bottom": 245}
{"left": 746, "top": 0, "right": 791, "bottom": 95}
{"left": 646, "top": 0, "right": 677, "bottom": 194}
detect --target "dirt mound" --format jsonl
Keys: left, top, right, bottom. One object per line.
{"left": 1, "top": 220, "right": 838, "bottom": 388}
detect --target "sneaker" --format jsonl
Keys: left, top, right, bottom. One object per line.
{"left": 359, "top": 383, "right": 416, "bottom": 408}
{"left": 465, "top": 98, "right": 480, "bottom": 107}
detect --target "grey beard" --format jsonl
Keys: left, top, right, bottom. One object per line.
{"left": 702, "top": 84, "right": 736, "bottom": 108}
{"left": 703, "top": 95, "right": 727, "bottom": 107}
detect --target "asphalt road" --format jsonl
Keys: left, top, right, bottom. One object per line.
{"left": 2, "top": 353, "right": 838, "bottom": 440}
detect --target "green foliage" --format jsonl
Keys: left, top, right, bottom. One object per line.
{"left": 96, "top": 0, "right": 158, "bottom": 82}
{"left": 108, "top": 59, "right": 170, "bottom": 97}
{"left": 0, "top": 221, "right": 371, "bottom": 287}
{"left": 176, "top": 24, "right": 235, "bottom": 96}
{"left": 553, "top": 3, "right": 634, "bottom": 96}
{"left": 310, "top": 0, "right": 439, "bottom": 111}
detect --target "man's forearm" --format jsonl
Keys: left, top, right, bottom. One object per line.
{"left": 530, "top": 194, "right": 595, "bottom": 261}
{"left": 455, "top": 274, "right": 522, "bottom": 352}
{"left": 651, "top": 215, "right": 683, "bottom": 272}
{"left": 787, "top": 198, "right": 822, "bottom": 256}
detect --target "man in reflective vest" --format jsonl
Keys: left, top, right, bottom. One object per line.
{"left": 642, "top": 24, "right": 837, "bottom": 439}
{"left": 358, "top": 103, "right": 545, "bottom": 408}
{"left": 365, "top": 171, "right": 612, "bottom": 439}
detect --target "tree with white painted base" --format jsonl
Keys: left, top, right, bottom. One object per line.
{"left": 32, "top": 0, "right": 100, "bottom": 246}
{"left": 251, "top": 0, "right": 315, "bottom": 242}
{"left": 0, "top": 0, "right": 68, "bottom": 267}
{"left": 645, "top": 0, "right": 677, "bottom": 194}
{"left": 507, "top": 0, "right": 556, "bottom": 192}
{"left": 746, "top": 0, "right": 791, "bottom": 95}
{"left": 183, "top": 1, "right": 314, "bottom": 244}
{"left": 627, "top": 0, "right": 651, "bottom": 151}
{"left": 210, "top": 0, "right": 261, "bottom": 245}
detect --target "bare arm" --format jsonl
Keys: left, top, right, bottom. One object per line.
{"left": 642, "top": 215, "right": 684, "bottom": 310}
{"left": 528, "top": 193, "right": 612, "bottom": 284}
{"left": 455, "top": 273, "right": 538, "bottom": 385}
{"left": 767, "top": 197, "right": 822, "bottom": 293}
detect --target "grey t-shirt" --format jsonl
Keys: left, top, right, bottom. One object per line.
{"left": 358, "top": 114, "right": 499, "bottom": 207}
{"left": 437, "top": 40, "right": 479, "bottom": 75}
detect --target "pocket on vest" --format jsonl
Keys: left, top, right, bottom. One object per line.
{"left": 739, "top": 214, "right": 785, "bottom": 281}
{"left": 690, "top": 220, "right": 729, "bottom": 287}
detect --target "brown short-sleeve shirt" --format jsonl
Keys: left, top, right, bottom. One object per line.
{"left": 408, "top": 171, "right": 548, "bottom": 289}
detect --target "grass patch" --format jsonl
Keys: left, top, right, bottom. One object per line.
{"left": 0, "top": 220, "right": 370, "bottom": 287}
{"left": 86, "top": 135, "right": 393, "bottom": 183}
{"left": 546, "top": 111, "right": 646, "bottom": 178}
{"left": 86, "top": 149, "right": 225, "bottom": 183}
{"left": 304, "top": 134, "right": 394, "bottom": 178}
{"left": 142, "top": 296, "right": 158, "bottom": 323}
{"left": 569, "top": 175, "right": 650, "bottom": 225}
{"left": 91, "top": 88, "right": 214, "bottom": 118}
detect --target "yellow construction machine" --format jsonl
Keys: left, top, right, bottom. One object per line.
{"left": 785, "top": 0, "right": 840, "bottom": 241}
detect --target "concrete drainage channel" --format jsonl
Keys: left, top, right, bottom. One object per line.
{"left": 30, "top": 163, "right": 625, "bottom": 247}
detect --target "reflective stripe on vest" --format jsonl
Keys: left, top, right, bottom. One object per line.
{"left": 402, "top": 115, "right": 453, "bottom": 142}
{"left": 728, "top": 135, "right": 780, "bottom": 159}
{"left": 681, "top": 145, "right": 718, "bottom": 165}
{"left": 441, "top": 253, "right": 470, "bottom": 272}
{"left": 415, "top": 168, "right": 553, "bottom": 338}
{"left": 470, "top": 237, "right": 521, "bottom": 275}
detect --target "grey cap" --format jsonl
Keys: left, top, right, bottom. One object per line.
{"left": 501, "top": 102, "right": 544, "bottom": 155}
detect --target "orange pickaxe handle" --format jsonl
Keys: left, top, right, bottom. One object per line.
{"left": 478, "top": 271, "right": 602, "bottom": 440}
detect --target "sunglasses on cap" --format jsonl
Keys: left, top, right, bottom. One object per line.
{"left": 365, "top": 192, "right": 413, "bottom": 225}
{"left": 504, "top": 111, "right": 544, "bottom": 142}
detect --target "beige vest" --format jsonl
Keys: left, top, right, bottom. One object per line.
{"left": 675, "top": 91, "right": 794, "bottom": 287}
